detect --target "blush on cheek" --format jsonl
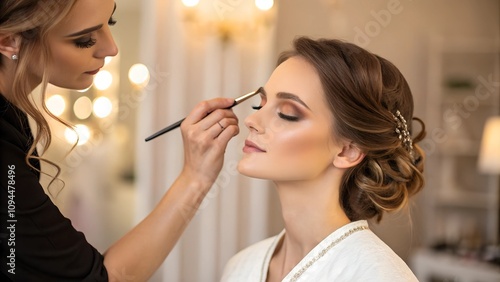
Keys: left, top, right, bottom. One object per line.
{"left": 279, "top": 131, "right": 329, "bottom": 156}
{"left": 278, "top": 133, "right": 332, "bottom": 166}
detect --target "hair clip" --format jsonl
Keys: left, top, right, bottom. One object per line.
{"left": 393, "top": 110, "right": 414, "bottom": 157}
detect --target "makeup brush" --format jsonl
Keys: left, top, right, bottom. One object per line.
{"left": 145, "top": 88, "right": 262, "bottom": 142}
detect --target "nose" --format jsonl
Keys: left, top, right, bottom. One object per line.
{"left": 106, "top": 38, "right": 119, "bottom": 57}
{"left": 245, "top": 111, "right": 265, "bottom": 133}
{"left": 96, "top": 27, "right": 119, "bottom": 58}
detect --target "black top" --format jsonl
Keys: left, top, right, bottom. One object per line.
{"left": 0, "top": 94, "right": 108, "bottom": 281}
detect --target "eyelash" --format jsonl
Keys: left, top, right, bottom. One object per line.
{"left": 74, "top": 18, "right": 117, "bottom": 49}
{"left": 108, "top": 17, "right": 117, "bottom": 26}
{"left": 75, "top": 38, "right": 96, "bottom": 48}
{"left": 251, "top": 105, "right": 300, "bottom": 122}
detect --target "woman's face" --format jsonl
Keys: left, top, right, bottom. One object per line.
{"left": 37, "top": 0, "right": 118, "bottom": 90}
{"left": 238, "top": 56, "right": 343, "bottom": 182}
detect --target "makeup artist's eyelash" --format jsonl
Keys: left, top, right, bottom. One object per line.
{"left": 75, "top": 37, "right": 96, "bottom": 48}
{"left": 74, "top": 17, "right": 117, "bottom": 48}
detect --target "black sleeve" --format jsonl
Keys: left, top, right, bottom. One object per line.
{"left": 0, "top": 127, "right": 109, "bottom": 281}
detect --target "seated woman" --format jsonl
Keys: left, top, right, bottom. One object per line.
{"left": 221, "top": 37, "right": 425, "bottom": 282}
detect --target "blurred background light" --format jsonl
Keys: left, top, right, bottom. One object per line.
{"left": 93, "top": 70, "right": 113, "bottom": 91}
{"left": 104, "top": 56, "right": 113, "bottom": 66}
{"left": 255, "top": 0, "right": 274, "bottom": 11}
{"left": 93, "top": 96, "right": 113, "bottom": 118}
{"left": 46, "top": 94, "right": 66, "bottom": 117}
{"left": 181, "top": 0, "right": 199, "bottom": 7}
{"left": 74, "top": 96, "right": 93, "bottom": 120}
{"left": 128, "top": 63, "right": 150, "bottom": 88}
{"left": 64, "top": 124, "right": 91, "bottom": 146}
{"left": 77, "top": 85, "right": 92, "bottom": 93}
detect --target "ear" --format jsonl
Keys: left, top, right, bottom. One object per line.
{"left": 333, "top": 141, "right": 365, "bottom": 169}
{"left": 0, "top": 33, "right": 21, "bottom": 60}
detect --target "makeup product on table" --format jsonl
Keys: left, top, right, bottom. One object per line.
{"left": 145, "top": 88, "right": 262, "bottom": 142}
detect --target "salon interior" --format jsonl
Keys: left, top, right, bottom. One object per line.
{"left": 39, "top": 0, "right": 500, "bottom": 281}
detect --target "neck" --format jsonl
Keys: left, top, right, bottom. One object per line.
{"left": 0, "top": 60, "right": 41, "bottom": 102}
{"left": 0, "top": 65, "right": 15, "bottom": 100}
{"left": 271, "top": 167, "right": 351, "bottom": 275}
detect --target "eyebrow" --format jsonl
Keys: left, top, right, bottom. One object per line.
{"left": 259, "top": 87, "right": 311, "bottom": 110}
{"left": 65, "top": 24, "right": 103, "bottom": 37}
{"left": 65, "top": 2, "right": 116, "bottom": 38}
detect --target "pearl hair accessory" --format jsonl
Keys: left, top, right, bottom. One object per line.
{"left": 393, "top": 110, "right": 414, "bottom": 157}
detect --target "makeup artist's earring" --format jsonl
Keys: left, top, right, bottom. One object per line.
{"left": 11, "top": 54, "right": 18, "bottom": 61}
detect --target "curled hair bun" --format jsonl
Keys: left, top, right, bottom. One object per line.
{"left": 279, "top": 37, "right": 426, "bottom": 222}
{"left": 346, "top": 125, "right": 425, "bottom": 222}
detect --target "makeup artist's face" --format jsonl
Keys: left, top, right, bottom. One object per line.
{"left": 238, "top": 56, "right": 343, "bottom": 181}
{"left": 34, "top": 0, "right": 118, "bottom": 90}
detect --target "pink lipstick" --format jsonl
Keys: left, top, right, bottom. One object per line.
{"left": 243, "top": 140, "right": 266, "bottom": 153}
{"left": 85, "top": 68, "right": 101, "bottom": 75}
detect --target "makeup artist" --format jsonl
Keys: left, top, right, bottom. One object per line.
{"left": 0, "top": 0, "right": 239, "bottom": 281}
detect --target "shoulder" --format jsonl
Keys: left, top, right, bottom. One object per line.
{"left": 221, "top": 233, "right": 282, "bottom": 282}
{"left": 323, "top": 222, "right": 418, "bottom": 281}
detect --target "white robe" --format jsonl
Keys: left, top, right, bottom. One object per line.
{"left": 221, "top": 220, "right": 418, "bottom": 282}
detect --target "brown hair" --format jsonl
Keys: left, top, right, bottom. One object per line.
{"left": 278, "top": 37, "right": 425, "bottom": 222}
{"left": 0, "top": 0, "right": 77, "bottom": 191}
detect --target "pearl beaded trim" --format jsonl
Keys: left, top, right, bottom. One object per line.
{"left": 288, "top": 225, "right": 369, "bottom": 282}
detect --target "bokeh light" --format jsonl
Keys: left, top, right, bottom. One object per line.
{"left": 65, "top": 124, "right": 91, "bottom": 146}
{"left": 46, "top": 94, "right": 66, "bottom": 116}
{"left": 182, "top": 0, "right": 199, "bottom": 7}
{"left": 104, "top": 56, "right": 113, "bottom": 66}
{"left": 74, "top": 96, "right": 93, "bottom": 120}
{"left": 93, "top": 96, "right": 113, "bottom": 118}
{"left": 77, "top": 85, "right": 92, "bottom": 93}
{"left": 255, "top": 0, "right": 274, "bottom": 11}
{"left": 128, "top": 63, "right": 150, "bottom": 87}
{"left": 93, "top": 70, "right": 113, "bottom": 91}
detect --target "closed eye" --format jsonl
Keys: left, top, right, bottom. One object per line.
{"left": 278, "top": 112, "right": 299, "bottom": 122}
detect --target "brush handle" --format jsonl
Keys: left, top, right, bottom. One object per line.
{"left": 144, "top": 88, "right": 261, "bottom": 142}
{"left": 144, "top": 118, "right": 185, "bottom": 142}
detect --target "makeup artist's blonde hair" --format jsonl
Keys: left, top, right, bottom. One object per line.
{"left": 0, "top": 0, "right": 78, "bottom": 191}
{"left": 278, "top": 37, "right": 426, "bottom": 222}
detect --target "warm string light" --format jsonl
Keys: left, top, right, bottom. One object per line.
{"left": 181, "top": 0, "right": 199, "bottom": 7}
{"left": 180, "top": 0, "right": 276, "bottom": 41}
{"left": 180, "top": 0, "right": 275, "bottom": 10}
{"left": 255, "top": 0, "right": 274, "bottom": 11}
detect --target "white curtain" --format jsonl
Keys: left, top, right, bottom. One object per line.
{"left": 135, "top": 1, "right": 278, "bottom": 281}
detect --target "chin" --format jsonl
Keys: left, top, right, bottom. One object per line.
{"left": 237, "top": 160, "right": 259, "bottom": 178}
{"left": 70, "top": 80, "right": 94, "bottom": 91}
{"left": 237, "top": 160, "right": 273, "bottom": 180}
{"left": 50, "top": 76, "right": 93, "bottom": 91}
